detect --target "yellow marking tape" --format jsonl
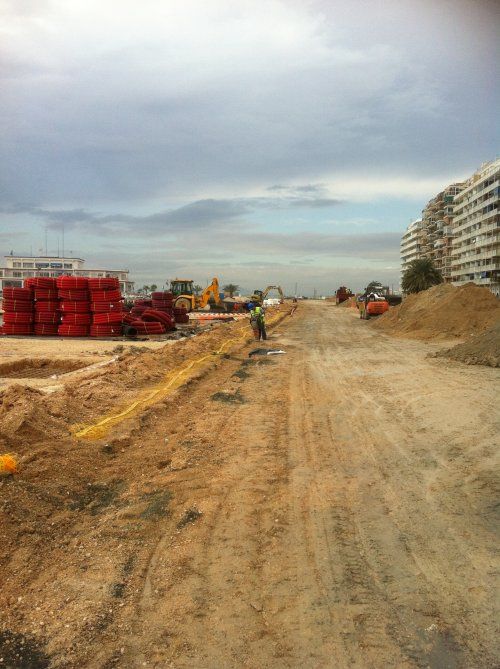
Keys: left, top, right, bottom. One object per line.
{"left": 73, "top": 311, "right": 288, "bottom": 440}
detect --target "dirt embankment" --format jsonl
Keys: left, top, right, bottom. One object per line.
{"left": 0, "top": 308, "right": 288, "bottom": 452}
{"left": 435, "top": 321, "right": 500, "bottom": 367}
{"left": 371, "top": 282, "right": 500, "bottom": 340}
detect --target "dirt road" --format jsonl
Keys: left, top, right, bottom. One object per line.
{"left": 2, "top": 302, "right": 499, "bottom": 668}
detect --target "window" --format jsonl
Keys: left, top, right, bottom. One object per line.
{"left": 13, "top": 262, "right": 21, "bottom": 268}
{"left": 23, "top": 262, "right": 34, "bottom": 268}
{"left": 64, "top": 263, "right": 73, "bottom": 269}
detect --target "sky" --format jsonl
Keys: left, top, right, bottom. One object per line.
{"left": 0, "top": 0, "right": 498, "bottom": 295}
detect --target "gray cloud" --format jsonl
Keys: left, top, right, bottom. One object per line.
{"left": 1, "top": 193, "right": 343, "bottom": 234}
{"left": 0, "top": 1, "right": 497, "bottom": 205}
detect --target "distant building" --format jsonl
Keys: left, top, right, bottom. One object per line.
{"left": 0, "top": 255, "right": 135, "bottom": 296}
{"left": 400, "top": 159, "right": 499, "bottom": 295}
{"left": 400, "top": 218, "right": 423, "bottom": 280}
{"left": 451, "top": 159, "right": 499, "bottom": 295}
{"left": 420, "top": 182, "right": 465, "bottom": 282}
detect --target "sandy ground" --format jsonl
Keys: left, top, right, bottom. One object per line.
{"left": 0, "top": 336, "right": 168, "bottom": 362}
{"left": 1, "top": 302, "right": 498, "bottom": 668}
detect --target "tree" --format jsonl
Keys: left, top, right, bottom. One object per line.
{"left": 366, "top": 280, "right": 382, "bottom": 292}
{"left": 150, "top": 284, "right": 158, "bottom": 292}
{"left": 193, "top": 284, "right": 203, "bottom": 295}
{"left": 223, "top": 283, "right": 239, "bottom": 297}
{"left": 402, "top": 258, "right": 443, "bottom": 294}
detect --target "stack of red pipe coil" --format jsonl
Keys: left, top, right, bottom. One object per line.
{"left": 1, "top": 286, "right": 34, "bottom": 335}
{"left": 173, "top": 305, "right": 189, "bottom": 324}
{"left": 57, "top": 276, "right": 91, "bottom": 336}
{"left": 28, "top": 277, "right": 60, "bottom": 335}
{"left": 127, "top": 291, "right": 176, "bottom": 334}
{"left": 89, "top": 278, "right": 123, "bottom": 337}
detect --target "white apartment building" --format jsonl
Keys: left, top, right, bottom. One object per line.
{"left": 400, "top": 219, "right": 423, "bottom": 279}
{"left": 0, "top": 255, "right": 135, "bottom": 296}
{"left": 450, "top": 160, "right": 499, "bottom": 295}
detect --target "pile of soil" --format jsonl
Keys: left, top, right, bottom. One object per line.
{"left": 435, "top": 321, "right": 500, "bottom": 367}
{"left": 339, "top": 297, "right": 356, "bottom": 308}
{"left": 0, "top": 385, "right": 70, "bottom": 448}
{"left": 371, "top": 283, "right": 500, "bottom": 340}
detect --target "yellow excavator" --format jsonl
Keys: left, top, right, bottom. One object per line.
{"left": 251, "top": 285, "right": 285, "bottom": 304}
{"left": 171, "top": 277, "right": 222, "bottom": 312}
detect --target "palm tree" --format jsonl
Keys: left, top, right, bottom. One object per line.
{"left": 223, "top": 283, "right": 239, "bottom": 297}
{"left": 150, "top": 284, "right": 158, "bottom": 292}
{"left": 366, "top": 280, "right": 382, "bottom": 292}
{"left": 193, "top": 284, "right": 203, "bottom": 295}
{"left": 402, "top": 258, "right": 443, "bottom": 294}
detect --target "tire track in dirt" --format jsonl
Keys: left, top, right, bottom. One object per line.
{"left": 10, "top": 302, "right": 496, "bottom": 669}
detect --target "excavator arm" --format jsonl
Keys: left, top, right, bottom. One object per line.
{"left": 198, "top": 277, "right": 221, "bottom": 308}
{"left": 260, "top": 285, "right": 284, "bottom": 303}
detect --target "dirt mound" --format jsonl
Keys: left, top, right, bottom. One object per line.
{"left": 0, "top": 384, "right": 70, "bottom": 448}
{"left": 371, "top": 283, "right": 500, "bottom": 340}
{"left": 435, "top": 321, "right": 500, "bottom": 367}
{"left": 339, "top": 297, "right": 356, "bottom": 308}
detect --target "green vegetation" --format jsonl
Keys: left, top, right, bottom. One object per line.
{"left": 402, "top": 258, "right": 443, "bottom": 294}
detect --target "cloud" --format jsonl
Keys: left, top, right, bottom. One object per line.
{"left": 0, "top": 193, "right": 343, "bottom": 235}
{"left": 0, "top": 0, "right": 497, "bottom": 294}
{"left": 0, "top": 1, "right": 497, "bottom": 205}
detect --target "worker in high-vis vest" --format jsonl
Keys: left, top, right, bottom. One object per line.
{"left": 250, "top": 305, "right": 267, "bottom": 341}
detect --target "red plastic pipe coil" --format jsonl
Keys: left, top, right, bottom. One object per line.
{"left": 3, "top": 287, "right": 33, "bottom": 300}
{"left": 33, "top": 289, "right": 59, "bottom": 300}
{"left": 3, "top": 312, "right": 34, "bottom": 324}
{"left": 56, "top": 276, "right": 89, "bottom": 289}
{"left": 34, "top": 324, "right": 59, "bottom": 336}
{"left": 25, "top": 277, "right": 57, "bottom": 289}
{"left": 57, "top": 289, "right": 89, "bottom": 301}
{"left": 34, "top": 301, "right": 60, "bottom": 312}
{"left": 59, "top": 301, "right": 91, "bottom": 313}
{"left": 89, "top": 289, "right": 122, "bottom": 302}
{"left": 90, "top": 302, "right": 123, "bottom": 313}
{"left": 35, "top": 312, "right": 60, "bottom": 324}
{"left": 92, "top": 311, "right": 123, "bottom": 325}
{"left": 2, "top": 299, "right": 34, "bottom": 313}
{"left": 130, "top": 320, "right": 166, "bottom": 334}
{"left": 152, "top": 300, "right": 174, "bottom": 309}
{"left": 87, "top": 278, "right": 119, "bottom": 290}
{"left": 57, "top": 324, "right": 90, "bottom": 336}
{"left": 151, "top": 291, "right": 173, "bottom": 300}
{"left": 2, "top": 324, "right": 34, "bottom": 335}
{"left": 141, "top": 309, "right": 175, "bottom": 329}
{"left": 90, "top": 325, "right": 123, "bottom": 337}
{"left": 60, "top": 313, "right": 92, "bottom": 325}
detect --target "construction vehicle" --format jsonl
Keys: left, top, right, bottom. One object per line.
{"left": 251, "top": 285, "right": 285, "bottom": 305}
{"left": 365, "top": 282, "right": 402, "bottom": 306}
{"left": 357, "top": 292, "right": 389, "bottom": 319}
{"left": 335, "top": 286, "right": 353, "bottom": 304}
{"left": 170, "top": 277, "right": 222, "bottom": 312}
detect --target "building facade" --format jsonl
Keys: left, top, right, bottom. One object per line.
{"left": 400, "top": 219, "right": 423, "bottom": 280}
{"left": 419, "top": 183, "right": 464, "bottom": 282}
{"left": 450, "top": 159, "right": 499, "bottom": 295}
{"left": 0, "top": 256, "right": 135, "bottom": 296}
{"left": 400, "top": 159, "right": 499, "bottom": 296}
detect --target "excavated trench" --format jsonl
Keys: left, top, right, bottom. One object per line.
{"left": 0, "top": 358, "right": 92, "bottom": 379}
